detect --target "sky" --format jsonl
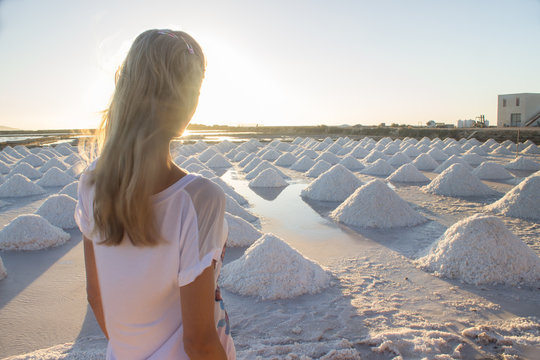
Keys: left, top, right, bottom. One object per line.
{"left": 0, "top": 0, "right": 539, "bottom": 130}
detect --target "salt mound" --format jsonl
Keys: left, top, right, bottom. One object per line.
{"left": 361, "top": 158, "right": 395, "bottom": 176}
{"left": 0, "top": 174, "right": 46, "bottom": 197}
{"left": 40, "top": 157, "right": 68, "bottom": 173}
{"left": 0, "top": 160, "right": 10, "bottom": 174}
{"left": 246, "top": 160, "right": 288, "bottom": 180}
{"left": 225, "top": 194, "right": 259, "bottom": 224}
{"left": 505, "top": 156, "right": 540, "bottom": 171}
{"left": 423, "top": 163, "right": 496, "bottom": 197}
{"left": 0, "top": 255, "right": 6, "bottom": 280}
{"left": 415, "top": 214, "right": 540, "bottom": 285}
{"left": 387, "top": 163, "right": 430, "bottom": 183}
{"left": 37, "top": 167, "right": 75, "bottom": 187}
{"left": 426, "top": 147, "right": 448, "bottom": 161}
{"left": 35, "top": 194, "right": 77, "bottom": 229}
{"left": 522, "top": 144, "right": 540, "bottom": 154}
{"left": 0, "top": 214, "right": 70, "bottom": 250}
{"left": 290, "top": 155, "right": 316, "bottom": 172}
{"left": 63, "top": 153, "right": 82, "bottom": 165}
{"left": 9, "top": 162, "right": 43, "bottom": 179}
{"left": 242, "top": 157, "right": 262, "bottom": 173}
{"left": 59, "top": 181, "right": 78, "bottom": 199}
{"left": 301, "top": 164, "right": 362, "bottom": 201}
{"left": 306, "top": 160, "right": 332, "bottom": 178}
{"left": 434, "top": 155, "right": 473, "bottom": 173}
{"left": 224, "top": 213, "right": 262, "bottom": 247}
{"left": 330, "top": 179, "right": 427, "bottom": 228}
{"left": 472, "top": 161, "right": 513, "bottom": 180}
{"left": 363, "top": 150, "right": 385, "bottom": 163}
{"left": 388, "top": 152, "right": 411, "bottom": 167}
{"left": 491, "top": 145, "right": 513, "bottom": 155}
{"left": 314, "top": 152, "right": 340, "bottom": 165}
{"left": 411, "top": 153, "right": 439, "bottom": 171}
{"left": 19, "top": 154, "right": 45, "bottom": 167}
{"left": 233, "top": 150, "right": 248, "bottom": 162}
{"left": 249, "top": 168, "right": 288, "bottom": 188}
{"left": 485, "top": 174, "right": 540, "bottom": 220}
{"left": 220, "top": 233, "right": 330, "bottom": 300}
{"left": 461, "top": 153, "right": 484, "bottom": 166}
{"left": 274, "top": 152, "right": 297, "bottom": 167}
{"left": 197, "top": 147, "right": 218, "bottom": 162}
{"left": 261, "top": 149, "right": 281, "bottom": 161}
{"left": 205, "top": 153, "right": 232, "bottom": 168}
{"left": 338, "top": 156, "right": 364, "bottom": 171}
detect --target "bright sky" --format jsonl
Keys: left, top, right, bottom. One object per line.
{"left": 1, "top": 0, "right": 539, "bottom": 130}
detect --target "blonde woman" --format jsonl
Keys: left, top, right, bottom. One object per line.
{"left": 75, "top": 29, "right": 235, "bottom": 359}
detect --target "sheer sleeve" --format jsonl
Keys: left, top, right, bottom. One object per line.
{"left": 74, "top": 169, "right": 95, "bottom": 238}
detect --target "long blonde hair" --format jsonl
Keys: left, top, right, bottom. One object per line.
{"left": 90, "top": 29, "right": 205, "bottom": 246}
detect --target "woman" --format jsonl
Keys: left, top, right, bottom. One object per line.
{"left": 75, "top": 29, "right": 235, "bottom": 359}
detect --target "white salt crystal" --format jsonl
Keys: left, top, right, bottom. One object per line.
{"left": 242, "top": 157, "right": 262, "bottom": 173}
{"left": 40, "top": 157, "right": 68, "bottom": 173}
{"left": 472, "top": 162, "right": 513, "bottom": 180}
{"left": 461, "top": 153, "right": 484, "bottom": 166}
{"left": 0, "top": 255, "right": 6, "bottom": 280}
{"left": 434, "top": 155, "right": 473, "bottom": 173}
{"left": 301, "top": 164, "right": 362, "bottom": 202}
{"left": 290, "top": 155, "right": 316, "bottom": 172}
{"left": 35, "top": 194, "right": 77, "bottom": 229}
{"left": 205, "top": 153, "right": 232, "bottom": 168}
{"left": 224, "top": 213, "right": 262, "bottom": 247}
{"left": 9, "top": 162, "right": 43, "bottom": 179}
{"left": 246, "top": 160, "right": 288, "bottom": 180}
{"left": 314, "top": 152, "right": 340, "bottom": 165}
{"left": 225, "top": 194, "right": 259, "bottom": 223}
{"left": 484, "top": 174, "right": 540, "bottom": 220}
{"left": 233, "top": 151, "right": 248, "bottom": 162}
{"left": 208, "top": 176, "right": 248, "bottom": 206}
{"left": 261, "top": 149, "right": 281, "bottom": 161}
{"left": 426, "top": 147, "right": 449, "bottom": 161}
{"left": 63, "top": 153, "right": 82, "bottom": 165}
{"left": 522, "top": 144, "right": 540, "bottom": 154}
{"left": 274, "top": 152, "right": 297, "bottom": 167}
{"left": 0, "top": 160, "right": 10, "bottom": 174}
{"left": 0, "top": 214, "right": 70, "bottom": 250}
{"left": 415, "top": 214, "right": 540, "bottom": 285}
{"left": 505, "top": 156, "right": 540, "bottom": 171}
{"left": 0, "top": 174, "right": 45, "bottom": 197}
{"left": 66, "top": 161, "right": 87, "bottom": 179}
{"left": 402, "top": 146, "right": 421, "bottom": 158}
{"left": 37, "top": 167, "right": 75, "bottom": 187}
{"left": 387, "top": 163, "right": 430, "bottom": 183}
{"left": 18, "top": 154, "right": 45, "bottom": 167}
{"left": 55, "top": 144, "right": 74, "bottom": 156}
{"left": 388, "top": 152, "right": 411, "bottom": 167}
{"left": 363, "top": 150, "right": 385, "bottom": 163}
{"left": 330, "top": 179, "right": 427, "bottom": 228}
{"left": 59, "top": 181, "right": 78, "bottom": 199}
{"left": 305, "top": 160, "right": 332, "bottom": 178}
{"left": 490, "top": 146, "right": 513, "bottom": 155}
{"left": 423, "top": 163, "right": 497, "bottom": 197}
{"left": 350, "top": 145, "right": 369, "bottom": 159}
{"left": 361, "top": 158, "right": 395, "bottom": 176}
{"left": 338, "top": 156, "right": 364, "bottom": 171}
{"left": 197, "top": 148, "right": 218, "bottom": 162}
{"left": 249, "top": 168, "right": 288, "bottom": 188}
{"left": 220, "top": 233, "right": 330, "bottom": 300}
{"left": 411, "top": 153, "right": 439, "bottom": 171}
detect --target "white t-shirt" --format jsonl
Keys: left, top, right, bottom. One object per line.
{"left": 75, "top": 167, "right": 236, "bottom": 360}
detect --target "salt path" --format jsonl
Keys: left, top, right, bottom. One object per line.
{"left": 290, "top": 155, "right": 316, "bottom": 172}
{"left": 225, "top": 194, "right": 259, "bottom": 224}
{"left": 338, "top": 156, "right": 364, "bottom": 171}
{"left": 224, "top": 212, "right": 262, "bottom": 247}
{"left": 434, "top": 155, "right": 473, "bottom": 173}
{"left": 205, "top": 153, "right": 232, "bottom": 168}
{"left": 361, "top": 158, "right": 395, "bottom": 176}
{"left": 387, "top": 163, "right": 430, "bottom": 183}
{"left": 330, "top": 179, "right": 427, "bottom": 228}
{"left": 0, "top": 255, "right": 6, "bottom": 280}
{"left": 249, "top": 168, "right": 288, "bottom": 188}
{"left": 220, "top": 233, "right": 330, "bottom": 300}
{"left": 9, "top": 162, "right": 43, "bottom": 180}
{"left": 422, "top": 163, "right": 497, "bottom": 197}
{"left": 416, "top": 214, "right": 540, "bottom": 285}
{"left": 472, "top": 161, "right": 513, "bottom": 180}
{"left": 59, "top": 181, "right": 78, "bottom": 199}
{"left": 504, "top": 156, "right": 540, "bottom": 171}
{"left": 485, "top": 174, "right": 540, "bottom": 221}
{"left": 0, "top": 174, "right": 46, "bottom": 197}
{"left": 305, "top": 160, "right": 332, "bottom": 178}
{"left": 274, "top": 152, "right": 297, "bottom": 167}
{"left": 411, "top": 153, "right": 439, "bottom": 171}
{"left": 0, "top": 214, "right": 70, "bottom": 250}
{"left": 301, "top": 164, "right": 363, "bottom": 202}
{"left": 35, "top": 194, "right": 77, "bottom": 229}
{"left": 37, "top": 167, "right": 75, "bottom": 187}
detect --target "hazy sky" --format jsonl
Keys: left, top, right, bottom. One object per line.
{"left": 1, "top": 0, "right": 539, "bottom": 130}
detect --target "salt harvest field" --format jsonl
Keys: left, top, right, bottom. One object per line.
{"left": 0, "top": 136, "right": 540, "bottom": 359}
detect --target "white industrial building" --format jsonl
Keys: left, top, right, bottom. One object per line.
{"left": 457, "top": 119, "right": 490, "bottom": 128}
{"left": 497, "top": 93, "right": 540, "bottom": 127}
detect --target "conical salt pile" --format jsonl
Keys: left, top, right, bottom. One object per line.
{"left": 205, "top": 153, "right": 232, "bottom": 168}
{"left": 361, "top": 158, "right": 395, "bottom": 176}
{"left": 261, "top": 149, "right": 281, "bottom": 161}
{"left": 306, "top": 160, "right": 332, "bottom": 178}
{"left": 246, "top": 161, "right": 288, "bottom": 180}
{"left": 35, "top": 194, "right": 77, "bottom": 229}
{"left": 249, "top": 168, "right": 288, "bottom": 188}
{"left": 19, "top": 154, "right": 45, "bottom": 167}
{"left": 423, "top": 163, "right": 496, "bottom": 197}
{"left": 301, "top": 164, "right": 362, "bottom": 201}
{"left": 0, "top": 174, "right": 45, "bottom": 197}
{"left": 388, "top": 152, "right": 411, "bottom": 167}
{"left": 412, "top": 153, "right": 439, "bottom": 171}
{"left": 0, "top": 160, "right": 10, "bottom": 175}
{"left": 225, "top": 194, "right": 259, "bottom": 224}
{"left": 242, "top": 157, "right": 262, "bottom": 173}
{"left": 387, "top": 163, "right": 430, "bottom": 183}
{"left": 522, "top": 144, "right": 540, "bottom": 154}
{"left": 461, "top": 153, "right": 484, "bottom": 166}
{"left": 415, "top": 214, "right": 540, "bottom": 285}
{"left": 0, "top": 255, "right": 6, "bottom": 280}
{"left": 233, "top": 151, "right": 248, "bottom": 162}
{"left": 339, "top": 156, "right": 364, "bottom": 171}
{"left": 426, "top": 147, "right": 448, "bottom": 161}
{"left": 472, "top": 162, "right": 513, "bottom": 180}
{"left": 37, "top": 167, "right": 75, "bottom": 187}
{"left": 0, "top": 214, "right": 70, "bottom": 250}
{"left": 434, "top": 155, "right": 473, "bottom": 173}
{"left": 224, "top": 213, "right": 262, "bottom": 247}
{"left": 314, "top": 152, "right": 340, "bottom": 165}
{"left": 220, "top": 233, "right": 330, "bottom": 300}
{"left": 484, "top": 174, "right": 540, "bottom": 220}
{"left": 504, "top": 156, "right": 540, "bottom": 171}
{"left": 59, "top": 181, "right": 78, "bottom": 199}
{"left": 40, "top": 157, "right": 68, "bottom": 173}
{"left": 274, "top": 152, "right": 297, "bottom": 167}
{"left": 330, "top": 179, "right": 427, "bottom": 228}
{"left": 363, "top": 150, "right": 385, "bottom": 163}
{"left": 291, "top": 155, "right": 316, "bottom": 172}
{"left": 9, "top": 162, "right": 43, "bottom": 180}
{"left": 197, "top": 147, "right": 218, "bottom": 162}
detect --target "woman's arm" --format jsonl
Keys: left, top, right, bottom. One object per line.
{"left": 180, "top": 265, "right": 227, "bottom": 359}
{"left": 83, "top": 236, "right": 109, "bottom": 339}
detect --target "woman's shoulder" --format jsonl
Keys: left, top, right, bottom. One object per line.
{"left": 184, "top": 175, "right": 226, "bottom": 207}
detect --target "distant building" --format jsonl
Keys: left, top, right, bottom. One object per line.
{"left": 457, "top": 119, "right": 490, "bottom": 128}
{"left": 497, "top": 93, "right": 540, "bottom": 127}
{"left": 426, "top": 120, "right": 436, "bottom": 128}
